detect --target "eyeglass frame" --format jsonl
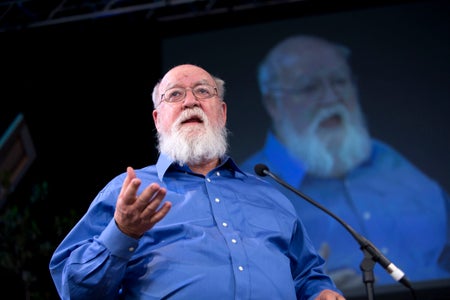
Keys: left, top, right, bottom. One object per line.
{"left": 264, "top": 72, "right": 356, "bottom": 103}
{"left": 159, "top": 84, "right": 218, "bottom": 106}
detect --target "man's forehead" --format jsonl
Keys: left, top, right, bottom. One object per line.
{"left": 280, "top": 61, "right": 350, "bottom": 82}
{"left": 160, "top": 68, "right": 212, "bottom": 89}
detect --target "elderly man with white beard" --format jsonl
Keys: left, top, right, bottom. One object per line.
{"left": 49, "top": 64, "right": 345, "bottom": 300}
{"left": 240, "top": 35, "right": 450, "bottom": 291}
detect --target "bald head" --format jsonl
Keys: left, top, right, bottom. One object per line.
{"left": 152, "top": 64, "right": 225, "bottom": 108}
{"left": 258, "top": 35, "right": 351, "bottom": 95}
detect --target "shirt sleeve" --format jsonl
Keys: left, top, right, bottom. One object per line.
{"left": 289, "top": 218, "right": 343, "bottom": 299}
{"left": 49, "top": 187, "right": 138, "bottom": 300}
{"left": 438, "top": 190, "right": 450, "bottom": 272}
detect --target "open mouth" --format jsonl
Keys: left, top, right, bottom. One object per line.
{"left": 181, "top": 116, "right": 203, "bottom": 125}
{"left": 318, "top": 113, "right": 342, "bottom": 129}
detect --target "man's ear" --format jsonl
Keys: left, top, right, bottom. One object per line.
{"left": 221, "top": 101, "right": 227, "bottom": 126}
{"left": 152, "top": 110, "right": 159, "bottom": 130}
{"left": 262, "top": 94, "right": 282, "bottom": 123}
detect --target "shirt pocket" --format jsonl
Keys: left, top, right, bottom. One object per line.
{"left": 235, "top": 193, "right": 283, "bottom": 233}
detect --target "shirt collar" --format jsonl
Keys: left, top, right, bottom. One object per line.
{"left": 156, "top": 153, "right": 246, "bottom": 181}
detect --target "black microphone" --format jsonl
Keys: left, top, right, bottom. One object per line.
{"left": 254, "top": 163, "right": 413, "bottom": 290}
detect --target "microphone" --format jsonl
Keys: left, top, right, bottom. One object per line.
{"left": 254, "top": 163, "right": 413, "bottom": 290}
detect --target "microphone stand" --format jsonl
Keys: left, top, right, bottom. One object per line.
{"left": 255, "top": 164, "right": 416, "bottom": 300}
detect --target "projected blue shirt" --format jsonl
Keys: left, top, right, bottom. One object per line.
{"left": 49, "top": 154, "right": 341, "bottom": 300}
{"left": 240, "top": 131, "right": 450, "bottom": 288}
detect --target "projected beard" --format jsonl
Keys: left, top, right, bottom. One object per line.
{"left": 281, "top": 103, "right": 371, "bottom": 177}
{"left": 157, "top": 107, "right": 228, "bottom": 166}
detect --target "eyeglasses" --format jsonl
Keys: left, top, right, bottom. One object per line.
{"left": 268, "top": 74, "right": 354, "bottom": 102}
{"left": 160, "top": 84, "right": 218, "bottom": 104}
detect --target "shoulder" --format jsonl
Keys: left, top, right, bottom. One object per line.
{"left": 133, "top": 165, "right": 159, "bottom": 182}
{"left": 369, "top": 139, "right": 446, "bottom": 192}
{"left": 238, "top": 152, "right": 267, "bottom": 174}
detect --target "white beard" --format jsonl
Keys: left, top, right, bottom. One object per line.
{"left": 157, "top": 107, "right": 228, "bottom": 166}
{"left": 281, "top": 104, "right": 371, "bottom": 177}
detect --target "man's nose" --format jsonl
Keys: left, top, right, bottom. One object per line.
{"left": 320, "top": 81, "right": 341, "bottom": 103}
{"left": 183, "top": 89, "right": 200, "bottom": 107}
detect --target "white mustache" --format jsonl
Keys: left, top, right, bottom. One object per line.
{"left": 316, "top": 104, "right": 347, "bottom": 123}
{"left": 176, "top": 108, "right": 206, "bottom": 127}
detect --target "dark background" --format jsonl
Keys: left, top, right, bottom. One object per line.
{"left": 162, "top": 0, "right": 450, "bottom": 192}
{"left": 1, "top": 0, "right": 449, "bottom": 299}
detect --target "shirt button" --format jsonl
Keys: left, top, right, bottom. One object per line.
{"left": 215, "top": 198, "right": 220, "bottom": 203}
{"left": 363, "top": 211, "right": 371, "bottom": 220}
{"left": 222, "top": 222, "right": 228, "bottom": 227}
{"left": 216, "top": 171, "right": 221, "bottom": 176}
{"left": 206, "top": 178, "right": 211, "bottom": 182}
{"left": 238, "top": 266, "right": 244, "bottom": 271}
{"left": 128, "top": 247, "right": 135, "bottom": 252}
{"left": 231, "top": 239, "right": 237, "bottom": 244}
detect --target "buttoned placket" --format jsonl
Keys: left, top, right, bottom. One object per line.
{"left": 204, "top": 170, "right": 251, "bottom": 299}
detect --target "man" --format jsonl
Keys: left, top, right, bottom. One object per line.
{"left": 240, "top": 35, "right": 450, "bottom": 290}
{"left": 49, "top": 64, "right": 345, "bottom": 299}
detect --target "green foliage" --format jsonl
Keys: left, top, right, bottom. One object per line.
{"left": 0, "top": 181, "right": 79, "bottom": 299}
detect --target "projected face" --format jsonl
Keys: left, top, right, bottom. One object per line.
{"left": 262, "top": 37, "right": 371, "bottom": 177}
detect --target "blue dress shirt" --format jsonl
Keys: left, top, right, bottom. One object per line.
{"left": 239, "top": 131, "right": 450, "bottom": 287}
{"left": 49, "top": 154, "right": 341, "bottom": 299}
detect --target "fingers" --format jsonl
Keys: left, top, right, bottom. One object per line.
{"left": 115, "top": 167, "right": 171, "bottom": 238}
{"left": 118, "top": 167, "right": 138, "bottom": 205}
{"left": 140, "top": 186, "right": 169, "bottom": 216}
{"left": 120, "top": 168, "right": 162, "bottom": 209}
{"left": 119, "top": 166, "right": 165, "bottom": 210}
{"left": 139, "top": 182, "right": 161, "bottom": 201}
{"left": 147, "top": 200, "right": 172, "bottom": 224}
{"left": 315, "top": 290, "right": 346, "bottom": 300}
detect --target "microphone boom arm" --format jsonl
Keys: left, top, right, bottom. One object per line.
{"left": 255, "top": 164, "right": 414, "bottom": 297}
